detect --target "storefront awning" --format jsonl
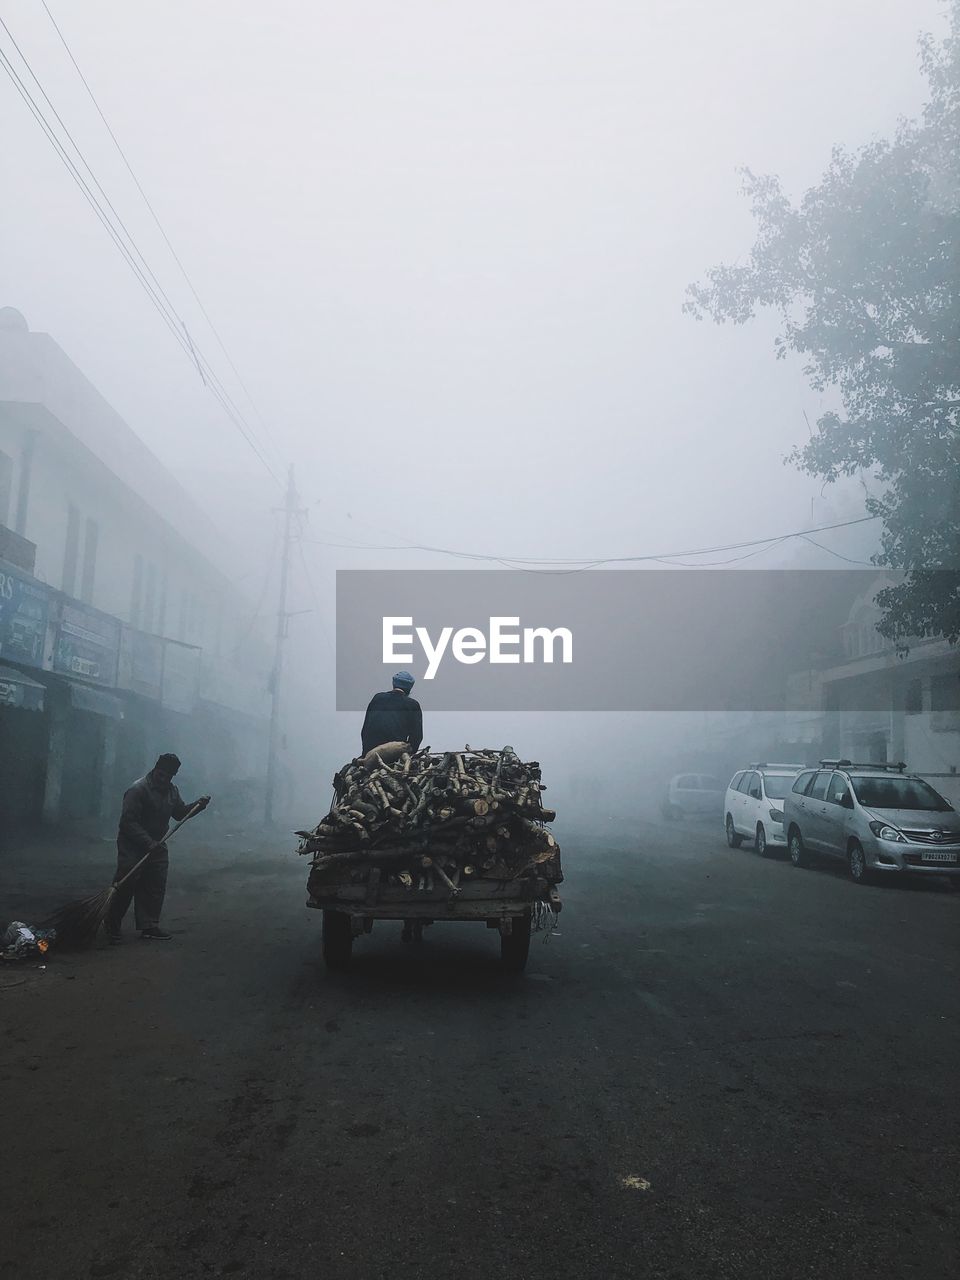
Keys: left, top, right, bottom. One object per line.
{"left": 0, "top": 665, "right": 45, "bottom": 712}
{"left": 68, "top": 683, "right": 124, "bottom": 720}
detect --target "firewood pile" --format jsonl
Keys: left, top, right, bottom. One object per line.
{"left": 297, "top": 744, "right": 562, "bottom": 890}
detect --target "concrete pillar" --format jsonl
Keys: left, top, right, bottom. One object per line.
{"left": 42, "top": 696, "right": 67, "bottom": 825}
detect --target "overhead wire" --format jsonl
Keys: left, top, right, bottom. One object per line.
{"left": 298, "top": 514, "right": 881, "bottom": 572}
{"left": 38, "top": 0, "right": 276, "bottom": 449}
{"left": 0, "top": 16, "right": 281, "bottom": 485}
{"left": 792, "top": 534, "right": 874, "bottom": 566}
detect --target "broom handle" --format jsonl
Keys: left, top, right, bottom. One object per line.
{"left": 114, "top": 801, "right": 205, "bottom": 890}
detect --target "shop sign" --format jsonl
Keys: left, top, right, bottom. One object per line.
{"left": 53, "top": 600, "right": 120, "bottom": 686}
{"left": 0, "top": 558, "right": 50, "bottom": 669}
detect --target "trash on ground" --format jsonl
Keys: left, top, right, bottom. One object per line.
{"left": 1, "top": 921, "right": 57, "bottom": 962}
{"left": 621, "top": 1175, "right": 652, "bottom": 1191}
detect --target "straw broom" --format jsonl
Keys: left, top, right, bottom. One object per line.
{"left": 42, "top": 801, "right": 205, "bottom": 947}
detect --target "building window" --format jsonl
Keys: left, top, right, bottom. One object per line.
{"left": 62, "top": 503, "right": 81, "bottom": 596}
{"left": 931, "top": 673, "right": 960, "bottom": 712}
{"left": 131, "top": 554, "right": 144, "bottom": 627}
{"left": 905, "top": 678, "right": 923, "bottom": 715}
{"left": 931, "top": 672, "right": 960, "bottom": 733}
{"left": 80, "top": 517, "right": 98, "bottom": 603}
{"left": 0, "top": 450, "right": 12, "bottom": 526}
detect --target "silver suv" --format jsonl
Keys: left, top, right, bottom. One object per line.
{"left": 782, "top": 760, "right": 960, "bottom": 885}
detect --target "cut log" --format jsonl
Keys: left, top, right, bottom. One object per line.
{"left": 298, "top": 745, "right": 562, "bottom": 886}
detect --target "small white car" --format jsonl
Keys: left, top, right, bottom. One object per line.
{"left": 662, "top": 773, "right": 724, "bottom": 820}
{"left": 724, "top": 763, "right": 804, "bottom": 856}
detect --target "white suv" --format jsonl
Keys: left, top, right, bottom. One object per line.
{"left": 724, "top": 764, "right": 804, "bottom": 856}
{"left": 782, "top": 760, "right": 960, "bottom": 884}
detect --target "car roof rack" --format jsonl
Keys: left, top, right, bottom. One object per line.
{"left": 818, "top": 759, "right": 907, "bottom": 772}
{"left": 747, "top": 762, "right": 806, "bottom": 770}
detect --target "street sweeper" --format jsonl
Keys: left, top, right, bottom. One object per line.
{"left": 105, "top": 753, "right": 210, "bottom": 943}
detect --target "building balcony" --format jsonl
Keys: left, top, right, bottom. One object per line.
{"left": 0, "top": 523, "right": 37, "bottom": 573}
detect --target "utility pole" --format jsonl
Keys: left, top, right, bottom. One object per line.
{"left": 265, "top": 464, "right": 300, "bottom": 825}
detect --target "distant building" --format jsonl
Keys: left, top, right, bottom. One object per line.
{"left": 812, "top": 576, "right": 960, "bottom": 807}
{"left": 0, "top": 307, "right": 274, "bottom": 832}
{"left": 674, "top": 565, "right": 959, "bottom": 808}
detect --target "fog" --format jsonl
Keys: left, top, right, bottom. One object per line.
{"left": 0, "top": 0, "right": 950, "bottom": 829}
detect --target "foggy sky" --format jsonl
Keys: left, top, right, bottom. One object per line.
{"left": 1, "top": 1, "right": 948, "bottom": 801}
{"left": 2, "top": 1, "right": 946, "bottom": 553}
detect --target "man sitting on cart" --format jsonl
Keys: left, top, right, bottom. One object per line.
{"left": 361, "top": 670, "right": 423, "bottom": 756}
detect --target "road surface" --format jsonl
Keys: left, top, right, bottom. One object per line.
{"left": 2, "top": 811, "right": 957, "bottom": 1279}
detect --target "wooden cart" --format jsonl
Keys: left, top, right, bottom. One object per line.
{"left": 306, "top": 862, "right": 562, "bottom": 972}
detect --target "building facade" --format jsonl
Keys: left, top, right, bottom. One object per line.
{"left": 0, "top": 307, "right": 274, "bottom": 837}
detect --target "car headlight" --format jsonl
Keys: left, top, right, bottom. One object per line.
{"left": 769, "top": 808, "right": 784, "bottom": 823}
{"left": 868, "top": 821, "right": 906, "bottom": 842}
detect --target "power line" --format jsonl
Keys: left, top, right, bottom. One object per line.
{"left": 0, "top": 17, "right": 281, "bottom": 485}
{"left": 299, "top": 514, "right": 881, "bottom": 571}
{"left": 39, "top": 0, "right": 276, "bottom": 449}
{"left": 792, "top": 533, "right": 873, "bottom": 566}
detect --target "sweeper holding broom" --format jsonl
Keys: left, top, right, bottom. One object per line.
{"left": 105, "top": 753, "right": 210, "bottom": 944}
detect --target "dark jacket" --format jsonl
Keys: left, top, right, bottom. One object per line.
{"left": 117, "top": 773, "right": 192, "bottom": 860}
{"left": 361, "top": 690, "right": 423, "bottom": 756}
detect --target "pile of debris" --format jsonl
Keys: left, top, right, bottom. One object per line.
{"left": 1, "top": 921, "right": 55, "bottom": 962}
{"left": 298, "top": 744, "right": 562, "bottom": 888}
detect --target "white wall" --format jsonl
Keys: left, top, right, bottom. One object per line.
{"left": 905, "top": 716, "right": 960, "bottom": 810}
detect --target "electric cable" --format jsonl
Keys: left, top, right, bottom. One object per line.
{"left": 0, "top": 20, "right": 281, "bottom": 484}
{"left": 39, "top": 0, "right": 276, "bottom": 450}
{"left": 298, "top": 514, "right": 881, "bottom": 571}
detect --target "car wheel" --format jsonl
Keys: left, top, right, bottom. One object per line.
{"left": 788, "top": 828, "right": 808, "bottom": 868}
{"left": 755, "top": 823, "right": 768, "bottom": 857}
{"left": 848, "top": 840, "right": 871, "bottom": 885}
{"left": 725, "top": 814, "right": 743, "bottom": 848}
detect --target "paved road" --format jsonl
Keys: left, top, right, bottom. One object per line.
{"left": 2, "top": 813, "right": 957, "bottom": 1280}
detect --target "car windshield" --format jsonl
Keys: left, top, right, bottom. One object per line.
{"left": 851, "top": 776, "right": 954, "bottom": 812}
{"left": 762, "top": 774, "right": 795, "bottom": 800}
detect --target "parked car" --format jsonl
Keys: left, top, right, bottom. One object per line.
{"left": 782, "top": 760, "right": 960, "bottom": 885}
{"left": 724, "top": 763, "right": 804, "bottom": 855}
{"left": 662, "top": 773, "right": 724, "bottom": 820}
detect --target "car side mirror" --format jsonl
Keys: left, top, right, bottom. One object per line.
{"left": 840, "top": 793, "right": 854, "bottom": 809}
{"left": 750, "top": 788, "right": 761, "bottom": 800}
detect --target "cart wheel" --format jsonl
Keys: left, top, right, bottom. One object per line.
{"left": 322, "top": 910, "right": 353, "bottom": 970}
{"left": 500, "top": 913, "right": 532, "bottom": 973}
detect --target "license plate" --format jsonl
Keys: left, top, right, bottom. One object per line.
{"left": 921, "top": 851, "right": 957, "bottom": 864}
